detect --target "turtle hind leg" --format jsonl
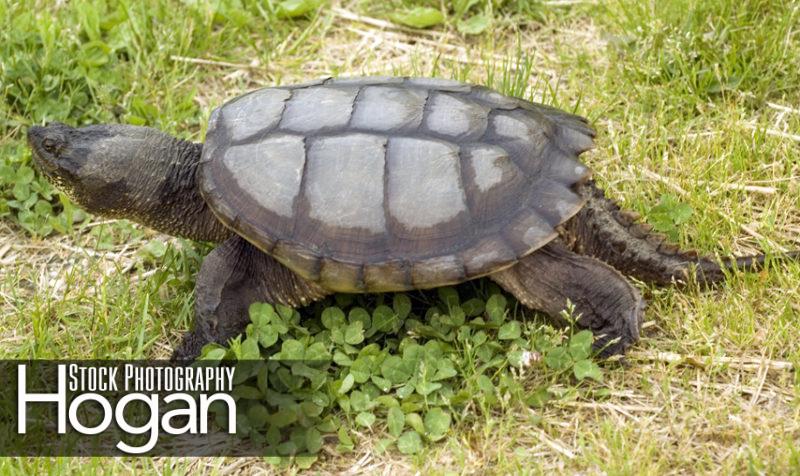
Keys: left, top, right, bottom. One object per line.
{"left": 171, "top": 236, "right": 329, "bottom": 361}
{"left": 491, "top": 241, "right": 644, "bottom": 356}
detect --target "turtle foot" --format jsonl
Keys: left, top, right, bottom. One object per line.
{"left": 491, "top": 240, "right": 644, "bottom": 357}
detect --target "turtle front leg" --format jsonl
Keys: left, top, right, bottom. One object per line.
{"left": 172, "top": 236, "right": 329, "bottom": 360}
{"left": 491, "top": 241, "right": 644, "bottom": 356}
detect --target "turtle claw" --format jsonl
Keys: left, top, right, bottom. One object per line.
{"left": 589, "top": 296, "right": 645, "bottom": 358}
{"left": 171, "top": 332, "right": 205, "bottom": 362}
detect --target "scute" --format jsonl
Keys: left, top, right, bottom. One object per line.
{"left": 503, "top": 210, "right": 557, "bottom": 254}
{"left": 461, "top": 238, "right": 516, "bottom": 276}
{"left": 280, "top": 86, "right": 358, "bottom": 133}
{"left": 492, "top": 111, "right": 551, "bottom": 153}
{"left": 201, "top": 76, "right": 594, "bottom": 293}
{"left": 411, "top": 255, "right": 465, "bottom": 288}
{"left": 464, "top": 145, "right": 515, "bottom": 192}
{"left": 351, "top": 86, "right": 427, "bottom": 131}
{"left": 221, "top": 88, "right": 291, "bottom": 141}
{"left": 320, "top": 258, "right": 363, "bottom": 293}
{"left": 461, "top": 144, "right": 527, "bottom": 224}
{"left": 424, "top": 92, "right": 489, "bottom": 139}
{"left": 221, "top": 134, "right": 305, "bottom": 218}
{"left": 406, "top": 77, "right": 471, "bottom": 92}
{"left": 386, "top": 137, "right": 467, "bottom": 232}
{"left": 305, "top": 134, "right": 387, "bottom": 233}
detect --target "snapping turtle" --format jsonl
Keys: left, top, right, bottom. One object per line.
{"left": 27, "top": 76, "right": 796, "bottom": 360}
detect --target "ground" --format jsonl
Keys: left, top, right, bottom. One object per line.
{"left": 1, "top": 0, "right": 800, "bottom": 474}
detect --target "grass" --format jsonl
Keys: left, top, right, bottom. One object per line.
{"left": 2, "top": 0, "right": 800, "bottom": 473}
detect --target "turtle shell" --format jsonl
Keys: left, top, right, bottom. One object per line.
{"left": 200, "top": 76, "right": 594, "bottom": 293}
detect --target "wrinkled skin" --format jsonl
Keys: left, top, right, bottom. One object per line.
{"left": 28, "top": 123, "right": 797, "bottom": 360}
{"left": 28, "top": 123, "right": 231, "bottom": 242}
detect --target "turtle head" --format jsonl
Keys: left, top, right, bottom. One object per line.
{"left": 28, "top": 122, "right": 181, "bottom": 217}
{"left": 27, "top": 122, "right": 230, "bottom": 241}
{"left": 27, "top": 122, "right": 80, "bottom": 191}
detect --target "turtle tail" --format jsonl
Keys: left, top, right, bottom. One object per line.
{"left": 692, "top": 251, "right": 800, "bottom": 284}
{"left": 566, "top": 181, "right": 800, "bottom": 286}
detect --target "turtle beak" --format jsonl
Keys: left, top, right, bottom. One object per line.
{"left": 27, "top": 125, "right": 45, "bottom": 148}
{"left": 27, "top": 125, "right": 50, "bottom": 164}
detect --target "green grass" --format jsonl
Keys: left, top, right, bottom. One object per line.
{"left": 2, "top": 0, "right": 800, "bottom": 473}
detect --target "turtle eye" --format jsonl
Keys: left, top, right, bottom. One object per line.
{"left": 42, "top": 137, "right": 58, "bottom": 154}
